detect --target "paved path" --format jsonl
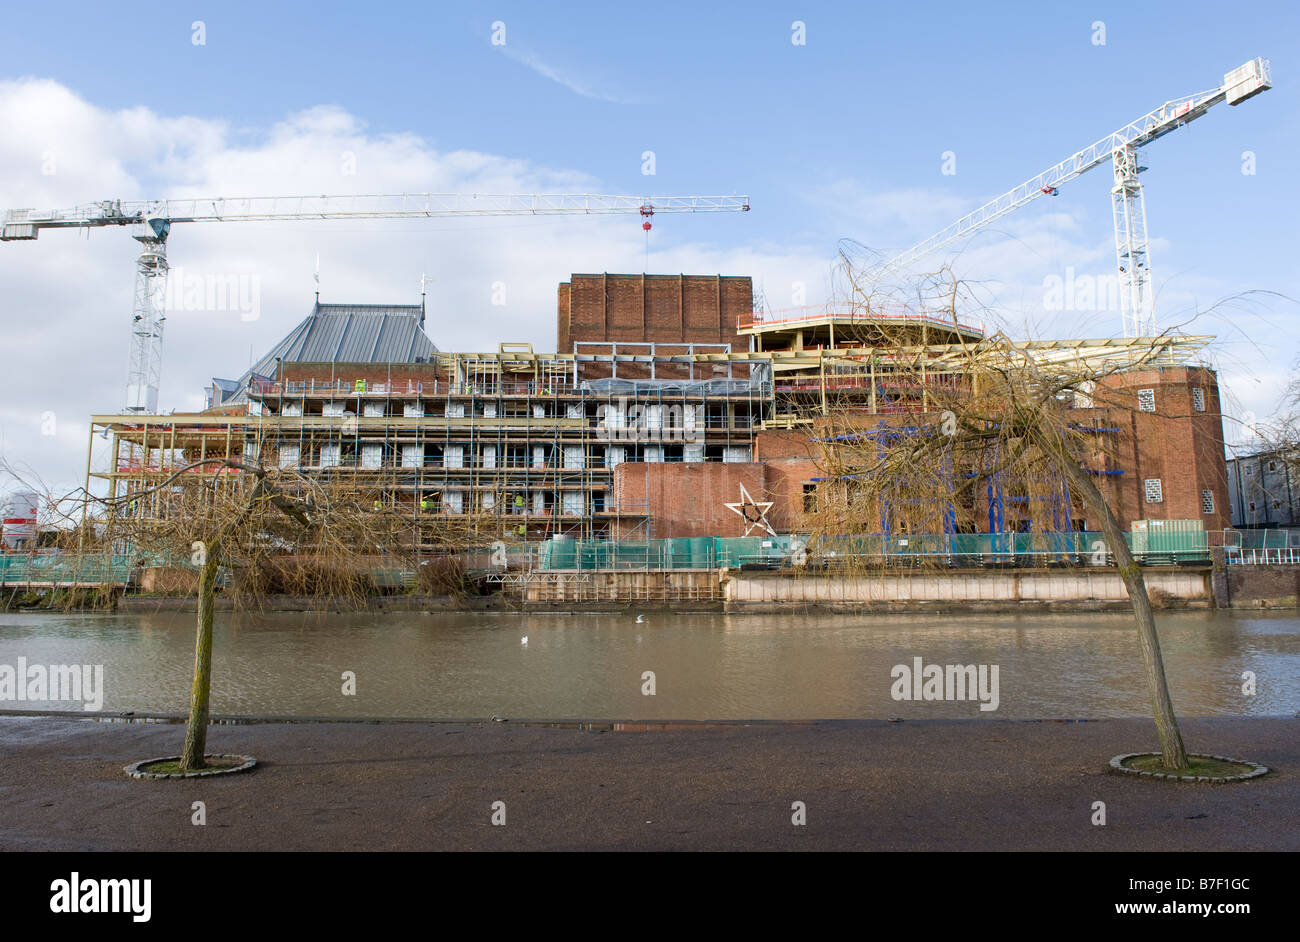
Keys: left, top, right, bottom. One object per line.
{"left": 0, "top": 715, "right": 1294, "bottom": 851}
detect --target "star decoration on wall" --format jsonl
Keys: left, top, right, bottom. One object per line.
{"left": 725, "top": 483, "right": 776, "bottom": 537}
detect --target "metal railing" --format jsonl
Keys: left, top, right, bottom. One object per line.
{"left": 268, "top": 379, "right": 594, "bottom": 399}
{"left": 740, "top": 305, "right": 985, "bottom": 335}
{"left": 1219, "top": 528, "right": 1300, "bottom": 565}
{"left": 1225, "top": 547, "right": 1300, "bottom": 566}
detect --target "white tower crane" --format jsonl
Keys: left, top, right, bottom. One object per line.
{"left": 865, "top": 58, "right": 1271, "bottom": 337}
{"left": 1, "top": 193, "right": 750, "bottom": 413}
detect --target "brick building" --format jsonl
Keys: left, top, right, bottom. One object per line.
{"left": 89, "top": 275, "right": 1232, "bottom": 547}
{"left": 1094, "top": 366, "right": 1230, "bottom": 531}
{"left": 557, "top": 273, "right": 752, "bottom": 354}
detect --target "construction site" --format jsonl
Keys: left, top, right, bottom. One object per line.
{"left": 67, "top": 269, "right": 1231, "bottom": 602}
{"left": 0, "top": 58, "right": 1278, "bottom": 604}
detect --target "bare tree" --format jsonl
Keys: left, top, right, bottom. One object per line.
{"left": 10, "top": 458, "right": 483, "bottom": 772}
{"left": 799, "top": 264, "right": 1202, "bottom": 770}
{"left": 1250, "top": 358, "right": 1300, "bottom": 465}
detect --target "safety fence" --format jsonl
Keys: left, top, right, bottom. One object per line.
{"left": 0, "top": 554, "right": 136, "bottom": 587}
{"left": 534, "top": 530, "right": 1220, "bottom": 571}
{"left": 1220, "top": 529, "right": 1300, "bottom": 566}
{"left": 537, "top": 536, "right": 799, "bottom": 571}
{"left": 12, "top": 529, "right": 1297, "bottom": 592}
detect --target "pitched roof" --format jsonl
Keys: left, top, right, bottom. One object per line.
{"left": 213, "top": 299, "right": 438, "bottom": 405}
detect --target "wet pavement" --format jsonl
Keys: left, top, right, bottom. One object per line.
{"left": 1, "top": 714, "right": 1295, "bottom": 851}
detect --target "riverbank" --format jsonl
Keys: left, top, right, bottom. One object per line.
{"left": 1, "top": 714, "right": 1294, "bottom": 851}
{"left": 12, "top": 562, "right": 1300, "bottom": 613}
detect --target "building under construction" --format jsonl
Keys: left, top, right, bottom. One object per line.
{"left": 86, "top": 273, "right": 1230, "bottom": 550}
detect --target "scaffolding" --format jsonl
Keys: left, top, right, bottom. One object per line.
{"left": 89, "top": 347, "right": 778, "bottom": 551}
{"left": 85, "top": 327, "right": 1220, "bottom": 558}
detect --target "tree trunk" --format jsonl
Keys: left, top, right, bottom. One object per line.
{"left": 180, "top": 546, "right": 221, "bottom": 771}
{"left": 1054, "top": 451, "right": 1190, "bottom": 770}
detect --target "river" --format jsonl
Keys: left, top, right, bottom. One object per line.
{"left": 0, "top": 609, "right": 1296, "bottom": 720}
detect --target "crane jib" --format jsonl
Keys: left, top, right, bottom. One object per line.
{"left": 0, "top": 191, "right": 752, "bottom": 414}
{"left": 865, "top": 57, "right": 1271, "bottom": 339}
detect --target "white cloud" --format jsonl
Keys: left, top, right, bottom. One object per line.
{"left": 497, "top": 46, "right": 637, "bottom": 104}
{"left": 0, "top": 78, "right": 1290, "bottom": 501}
{"left": 0, "top": 79, "right": 803, "bottom": 496}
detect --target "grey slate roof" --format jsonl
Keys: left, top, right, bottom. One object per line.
{"left": 212, "top": 299, "right": 438, "bottom": 405}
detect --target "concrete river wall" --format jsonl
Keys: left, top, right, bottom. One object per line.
{"left": 518, "top": 566, "right": 1216, "bottom": 612}
{"left": 722, "top": 567, "right": 1213, "bottom": 612}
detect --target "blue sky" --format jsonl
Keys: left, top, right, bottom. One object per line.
{"left": 5, "top": 1, "right": 1295, "bottom": 263}
{"left": 0, "top": 0, "right": 1297, "bottom": 489}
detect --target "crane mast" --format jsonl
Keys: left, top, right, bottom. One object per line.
{"left": 2, "top": 193, "right": 750, "bottom": 414}
{"left": 127, "top": 218, "right": 170, "bottom": 413}
{"left": 868, "top": 58, "right": 1271, "bottom": 336}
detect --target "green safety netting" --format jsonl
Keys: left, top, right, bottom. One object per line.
{"left": 535, "top": 528, "right": 1216, "bottom": 570}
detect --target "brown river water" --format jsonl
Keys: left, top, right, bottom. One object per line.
{"left": 0, "top": 609, "right": 1296, "bottom": 720}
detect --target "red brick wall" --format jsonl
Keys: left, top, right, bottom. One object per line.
{"left": 754, "top": 428, "right": 816, "bottom": 460}
{"left": 1095, "top": 366, "right": 1229, "bottom": 530}
{"left": 557, "top": 282, "right": 572, "bottom": 354}
{"left": 762, "top": 459, "right": 820, "bottom": 531}
{"left": 557, "top": 274, "right": 752, "bottom": 352}
{"left": 611, "top": 458, "right": 822, "bottom": 538}
{"left": 753, "top": 429, "right": 820, "bottom": 530}
{"left": 612, "top": 463, "right": 762, "bottom": 537}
